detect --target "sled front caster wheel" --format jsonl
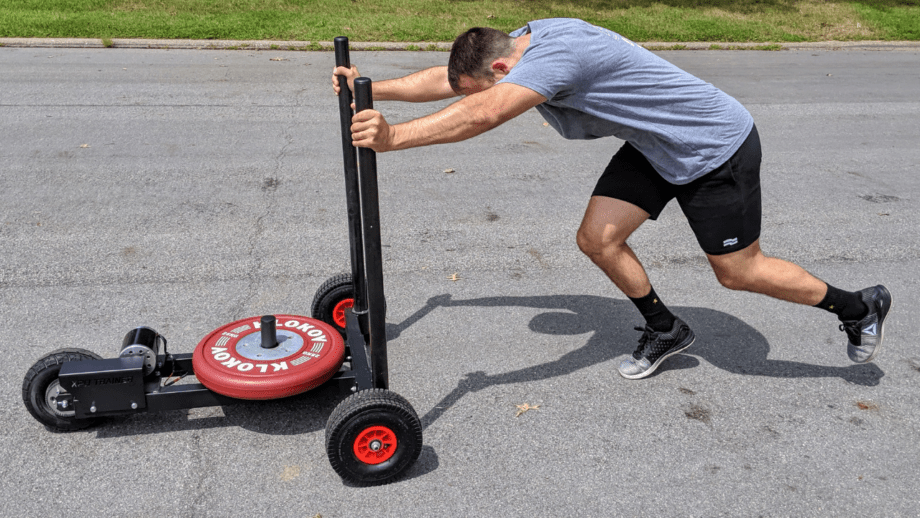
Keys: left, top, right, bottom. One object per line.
{"left": 22, "top": 348, "right": 104, "bottom": 432}
{"left": 325, "top": 388, "right": 423, "bottom": 485}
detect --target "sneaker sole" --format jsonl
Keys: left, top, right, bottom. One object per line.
{"left": 862, "top": 285, "right": 892, "bottom": 364}
{"left": 619, "top": 333, "right": 695, "bottom": 380}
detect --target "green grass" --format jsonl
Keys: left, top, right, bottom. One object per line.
{"left": 853, "top": 0, "right": 920, "bottom": 39}
{"left": 1, "top": 0, "right": 918, "bottom": 42}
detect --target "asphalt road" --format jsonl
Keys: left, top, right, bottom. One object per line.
{"left": 1, "top": 46, "right": 918, "bottom": 517}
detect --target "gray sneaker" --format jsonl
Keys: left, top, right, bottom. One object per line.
{"left": 618, "top": 318, "right": 695, "bottom": 380}
{"left": 840, "top": 285, "right": 892, "bottom": 363}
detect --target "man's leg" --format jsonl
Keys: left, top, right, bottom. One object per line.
{"left": 707, "top": 239, "right": 891, "bottom": 363}
{"left": 680, "top": 124, "right": 891, "bottom": 365}
{"left": 705, "top": 239, "right": 826, "bottom": 305}
{"left": 576, "top": 196, "right": 652, "bottom": 299}
{"left": 576, "top": 196, "right": 695, "bottom": 379}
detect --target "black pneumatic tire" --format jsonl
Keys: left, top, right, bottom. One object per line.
{"left": 311, "top": 273, "right": 355, "bottom": 338}
{"left": 325, "top": 388, "right": 423, "bottom": 486}
{"left": 22, "top": 348, "right": 104, "bottom": 432}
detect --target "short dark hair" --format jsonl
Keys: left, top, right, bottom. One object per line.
{"left": 447, "top": 27, "right": 514, "bottom": 93}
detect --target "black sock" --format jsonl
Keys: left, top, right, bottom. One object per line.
{"left": 815, "top": 284, "right": 868, "bottom": 321}
{"left": 629, "top": 286, "right": 677, "bottom": 332}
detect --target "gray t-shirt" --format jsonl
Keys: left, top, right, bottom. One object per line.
{"left": 499, "top": 19, "right": 754, "bottom": 185}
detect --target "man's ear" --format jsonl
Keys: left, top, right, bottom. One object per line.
{"left": 491, "top": 59, "right": 511, "bottom": 75}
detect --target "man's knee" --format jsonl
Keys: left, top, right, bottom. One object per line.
{"left": 577, "top": 197, "right": 648, "bottom": 260}
{"left": 713, "top": 268, "right": 750, "bottom": 291}
{"left": 575, "top": 226, "right": 598, "bottom": 257}
{"left": 708, "top": 242, "right": 764, "bottom": 292}
{"left": 576, "top": 224, "right": 621, "bottom": 260}
{"left": 710, "top": 258, "right": 763, "bottom": 292}
{"left": 575, "top": 227, "right": 603, "bottom": 258}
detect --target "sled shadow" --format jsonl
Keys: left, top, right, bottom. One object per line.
{"left": 93, "top": 383, "right": 344, "bottom": 438}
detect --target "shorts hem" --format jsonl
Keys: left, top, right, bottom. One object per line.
{"left": 700, "top": 232, "right": 761, "bottom": 256}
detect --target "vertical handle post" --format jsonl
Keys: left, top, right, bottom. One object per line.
{"left": 333, "top": 36, "right": 369, "bottom": 326}
{"left": 353, "top": 77, "right": 388, "bottom": 390}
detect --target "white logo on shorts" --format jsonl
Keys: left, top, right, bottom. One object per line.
{"left": 723, "top": 237, "right": 739, "bottom": 247}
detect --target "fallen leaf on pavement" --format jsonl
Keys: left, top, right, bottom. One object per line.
{"left": 515, "top": 403, "right": 540, "bottom": 417}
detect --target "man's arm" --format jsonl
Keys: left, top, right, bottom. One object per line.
{"left": 350, "top": 83, "right": 547, "bottom": 152}
{"left": 374, "top": 66, "right": 457, "bottom": 102}
{"left": 332, "top": 65, "right": 457, "bottom": 103}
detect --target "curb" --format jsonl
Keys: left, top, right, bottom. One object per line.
{"left": 2, "top": 37, "right": 920, "bottom": 52}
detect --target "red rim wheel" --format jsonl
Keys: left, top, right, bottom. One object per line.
{"left": 311, "top": 274, "right": 354, "bottom": 338}
{"left": 332, "top": 298, "right": 354, "bottom": 329}
{"left": 326, "top": 389, "right": 423, "bottom": 485}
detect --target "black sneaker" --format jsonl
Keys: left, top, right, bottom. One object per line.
{"left": 618, "top": 318, "right": 695, "bottom": 379}
{"left": 840, "top": 285, "right": 892, "bottom": 364}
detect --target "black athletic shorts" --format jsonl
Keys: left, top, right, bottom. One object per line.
{"left": 591, "top": 125, "right": 762, "bottom": 256}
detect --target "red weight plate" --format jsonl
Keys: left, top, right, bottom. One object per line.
{"left": 192, "top": 314, "right": 345, "bottom": 400}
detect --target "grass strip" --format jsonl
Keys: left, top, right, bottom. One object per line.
{"left": 1, "top": 0, "right": 918, "bottom": 42}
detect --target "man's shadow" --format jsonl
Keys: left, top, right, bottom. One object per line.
{"left": 392, "top": 294, "right": 884, "bottom": 430}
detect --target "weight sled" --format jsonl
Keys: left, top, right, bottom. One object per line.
{"left": 22, "top": 36, "right": 422, "bottom": 486}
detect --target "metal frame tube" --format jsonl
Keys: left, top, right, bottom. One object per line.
{"left": 353, "top": 77, "right": 389, "bottom": 390}
{"left": 334, "top": 37, "right": 369, "bottom": 324}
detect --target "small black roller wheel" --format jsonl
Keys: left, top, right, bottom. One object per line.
{"left": 325, "top": 388, "right": 423, "bottom": 486}
{"left": 22, "top": 348, "right": 103, "bottom": 432}
{"left": 311, "top": 273, "right": 355, "bottom": 338}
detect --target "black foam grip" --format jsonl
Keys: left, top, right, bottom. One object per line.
{"left": 334, "top": 36, "right": 350, "bottom": 68}
{"left": 354, "top": 77, "right": 373, "bottom": 112}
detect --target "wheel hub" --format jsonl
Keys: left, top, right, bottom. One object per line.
{"left": 45, "top": 380, "right": 74, "bottom": 418}
{"left": 353, "top": 425, "right": 397, "bottom": 464}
